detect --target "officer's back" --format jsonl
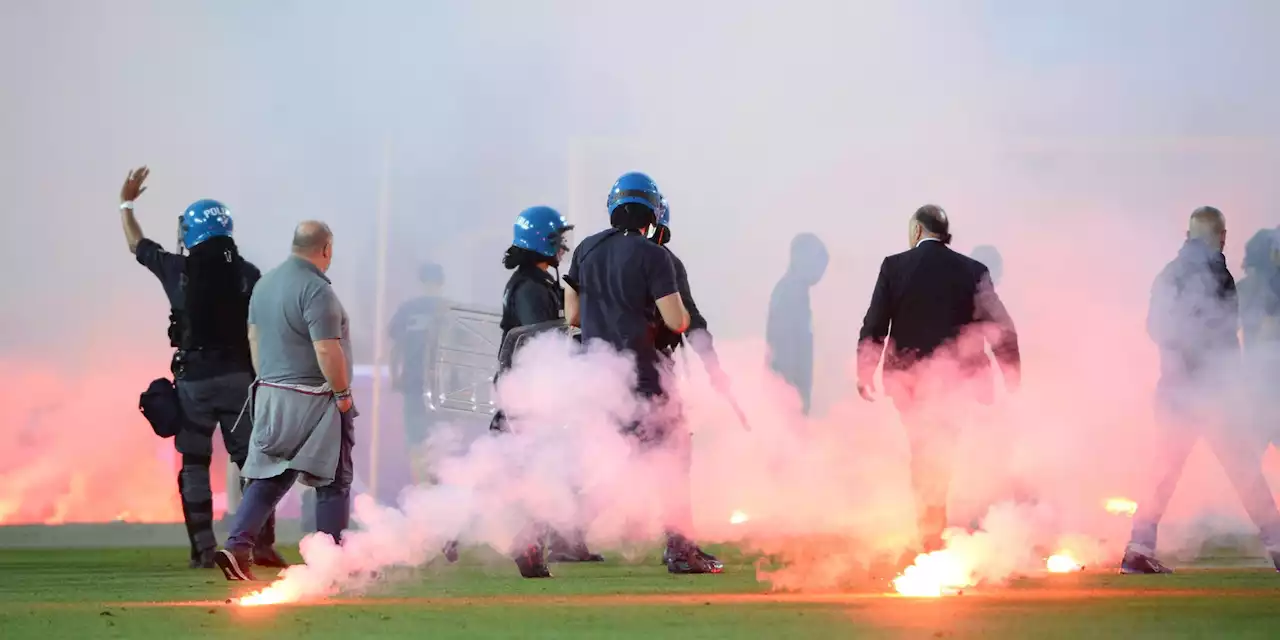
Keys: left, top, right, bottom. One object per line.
{"left": 571, "top": 228, "right": 672, "bottom": 359}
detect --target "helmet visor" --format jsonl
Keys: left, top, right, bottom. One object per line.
{"left": 552, "top": 225, "right": 575, "bottom": 258}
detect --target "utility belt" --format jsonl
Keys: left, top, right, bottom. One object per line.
{"left": 171, "top": 347, "right": 253, "bottom": 380}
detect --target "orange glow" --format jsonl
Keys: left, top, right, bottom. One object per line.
{"left": 1, "top": 358, "right": 194, "bottom": 525}
{"left": 1105, "top": 497, "right": 1138, "bottom": 517}
{"left": 238, "top": 580, "right": 305, "bottom": 607}
{"left": 1046, "top": 552, "right": 1083, "bottom": 573}
{"left": 892, "top": 550, "right": 974, "bottom": 597}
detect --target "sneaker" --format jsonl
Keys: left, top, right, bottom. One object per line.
{"left": 513, "top": 545, "right": 552, "bottom": 579}
{"left": 214, "top": 548, "right": 257, "bottom": 581}
{"left": 442, "top": 540, "right": 460, "bottom": 564}
{"left": 666, "top": 542, "right": 723, "bottom": 575}
{"left": 661, "top": 545, "right": 721, "bottom": 571}
{"left": 1120, "top": 550, "right": 1173, "bottom": 574}
{"left": 189, "top": 548, "right": 216, "bottom": 569}
{"left": 253, "top": 546, "right": 290, "bottom": 569}
{"left": 667, "top": 549, "right": 723, "bottom": 575}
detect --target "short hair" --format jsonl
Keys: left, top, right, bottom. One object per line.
{"left": 419, "top": 262, "right": 445, "bottom": 284}
{"left": 912, "top": 204, "right": 952, "bottom": 244}
{"left": 609, "top": 202, "right": 656, "bottom": 232}
{"left": 1188, "top": 206, "right": 1226, "bottom": 241}
{"left": 292, "top": 221, "right": 333, "bottom": 254}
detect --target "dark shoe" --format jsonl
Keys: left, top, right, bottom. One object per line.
{"left": 661, "top": 544, "right": 720, "bottom": 570}
{"left": 1120, "top": 550, "right": 1173, "bottom": 574}
{"left": 513, "top": 545, "right": 552, "bottom": 579}
{"left": 253, "top": 546, "right": 290, "bottom": 569}
{"left": 667, "top": 549, "right": 723, "bottom": 574}
{"left": 547, "top": 542, "right": 604, "bottom": 563}
{"left": 443, "top": 540, "right": 460, "bottom": 563}
{"left": 189, "top": 548, "right": 216, "bottom": 569}
{"left": 214, "top": 548, "right": 257, "bottom": 581}
{"left": 666, "top": 539, "right": 723, "bottom": 575}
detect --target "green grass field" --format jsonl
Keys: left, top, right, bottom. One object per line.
{"left": 2, "top": 546, "right": 1279, "bottom": 639}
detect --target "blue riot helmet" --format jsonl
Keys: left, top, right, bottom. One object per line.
{"left": 512, "top": 206, "right": 574, "bottom": 262}
{"left": 180, "top": 199, "right": 234, "bottom": 250}
{"left": 648, "top": 197, "right": 672, "bottom": 246}
{"left": 607, "top": 172, "right": 663, "bottom": 231}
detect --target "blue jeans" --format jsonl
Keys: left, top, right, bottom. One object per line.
{"left": 226, "top": 409, "right": 355, "bottom": 551}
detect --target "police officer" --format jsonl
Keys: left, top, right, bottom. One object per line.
{"left": 118, "top": 167, "right": 285, "bottom": 569}
{"left": 487, "top": 206, "right": 605, "bottom": 578}
{"left": 563, "top": 172, "right": 720, "bottom": 575}
{"left": 648, "top": 197, "right": 728, "bottom": 571}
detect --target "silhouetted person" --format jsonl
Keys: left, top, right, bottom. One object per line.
{"left": 969, "top": 245, "right": 1003, "bottom": 286}
{"left": 1122, "top": 207, "right": 1280, "bottom": 574}
{"left": 856, "top": 205, "right": 1020, "bottom": 553}
{"left": 1238, "top": 229, "right": 1280, "bottom": 350}
{"left": 389, "top": 262, "right": 449, "bottom": 476}
{"left": 766, "top": 233, "right": 829, "bottom": 415}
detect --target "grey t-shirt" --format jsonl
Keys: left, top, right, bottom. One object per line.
{"left": 249, "top": 256, "right": 353, "bottom": 385}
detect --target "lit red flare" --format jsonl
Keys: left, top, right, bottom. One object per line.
{"left": 892, "top": 550, "right": 975, "bottom": 597}
{"left": 729, "top": 510, "right": 750, "bottom": 525}
{"left": 236, "top": 580, "right": 304, "bottom": 607}
{"left": 1105, "top": 497, "right": 1137, "bottom": 517}
{"left": 1046, "top": 552, "right": 1083, "bottom": 573}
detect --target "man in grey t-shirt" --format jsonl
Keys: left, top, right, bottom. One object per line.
{"left": 215, "top": 221, "right": 358, "bottom": 581}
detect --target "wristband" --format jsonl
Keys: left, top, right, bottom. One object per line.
{"left": 334, "top": 388, "right": 352, "bottom": 400}
{"left": 120, "top": 201, "right": 134, "bottom": 211}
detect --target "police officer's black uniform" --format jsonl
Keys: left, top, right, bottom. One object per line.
{"left": 135, "top": 238, "right": 283, "bottom": 568}
{"left": 563, "top": 226, "right": 722, "bottom": 574}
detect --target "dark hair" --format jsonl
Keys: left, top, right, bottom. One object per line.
{"left": 1244, "top": 229, "right": 1278, "bottom": 271}
{"left": 913, "top": 204, "right": 952, "bottom": 244}
{"left": 419, "top": 262, "right": 444, "bottom": 284}
{"left": 609, "top": 202, "right": 656, "bottom": 232}
{"left": 502, "top": 245, "right": 552, "bottom": 270}
{"left": 185, "top": 235, "right": 250, "bottom": 353}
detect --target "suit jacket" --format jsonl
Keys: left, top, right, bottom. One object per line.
{"left": 857, "top": 240, "right": 1020, "bottom": 389}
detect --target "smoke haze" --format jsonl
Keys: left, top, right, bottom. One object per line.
{"left": 4, "top": 0, "right": 1280, "bottom": 593}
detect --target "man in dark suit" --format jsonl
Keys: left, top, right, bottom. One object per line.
{"left": 857, "top": 205, "right": 1021, "bottom": 552}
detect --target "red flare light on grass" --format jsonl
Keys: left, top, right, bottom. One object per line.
{"left": 891, "top": 550, "right": 975, "bottom": 597}
{"left": 1046, "top": 552, "right": 1083, "bottom": 573}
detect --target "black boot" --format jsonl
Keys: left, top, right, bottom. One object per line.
{"left": 513, "top": 544, "right": 552, "bottom": 579}
{"left": 178, "top": 457, "right": 217, "bottom": 568}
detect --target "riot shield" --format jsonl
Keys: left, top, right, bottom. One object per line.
{"left": 496, "top": 319, "right": 576, "bottom": 371}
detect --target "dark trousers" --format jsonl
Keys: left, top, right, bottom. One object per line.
{"left": 175, "top": 371, "right": 277, "bottom": 558}
{"left": 402, "top": 384, "right": 440, "bottom": 483}
{"left": 885, "top": 369, "right": 979, "bottom": 553}
{"left": 225, "top": 408, "right": 355, "bottom": 552}
{"left": 627, "top": 386, "right": 696, "bottom": 547}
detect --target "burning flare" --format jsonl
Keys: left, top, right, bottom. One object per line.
{"left": 892, "top": 550, "right": 975, "bottom": 597}
{"left": 729, "top": 510, "right": 750, "bottom": 525}
{"left": 1105, "top": 497, "right": 1138, "bottom": 517}
{"left": 1046, "top": 552, "right": 1083, "bottom": 573}
{"left": 237, "top": 580, "right": 304, "bottom": 607}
